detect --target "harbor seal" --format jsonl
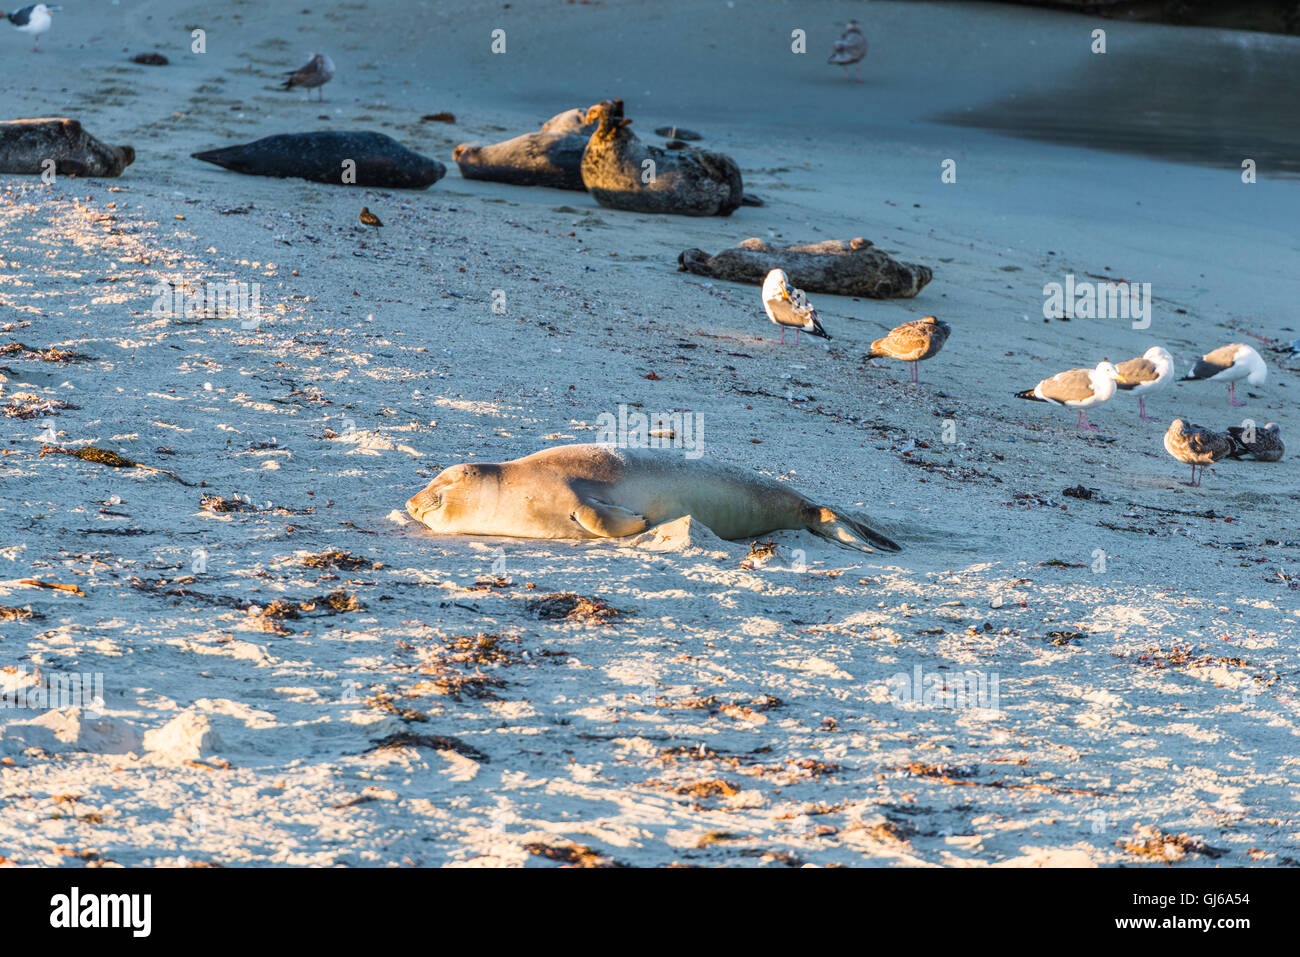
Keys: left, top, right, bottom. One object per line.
{"left": 192, "top": 131, "right": 445, "bottom": 189}
{"left": 580, "top": 100, "right": 743, "bottom": 216}
{"left": 678, "top": 237, "right": 932, "bottom": 299}
{"left": 405, "top": 444, "right": 901, "bottom": 553}
{"left": 0, "top": 117, "right": 134, "bottom": 177}
{"left": 452, "top": 106, "right": 602, "bottom": 191}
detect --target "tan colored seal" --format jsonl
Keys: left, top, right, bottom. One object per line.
{"left": 406, "top": 444, "right": 900, "bottom": 553}
{"left": 579, "top": 100, "right": 742, "bottom": 216}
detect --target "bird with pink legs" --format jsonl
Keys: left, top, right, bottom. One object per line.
{"left": 1013, "top": 360, "right": 1126, "bottom": 432}
{"left": 1179, "top": 343, "right": 1266, "bottom": 407}
{"left": 761, "top": 269, "right": 830, "bottom": 345}
{"left": 1114, "top": 345, "right": 1174, "bottom": 421}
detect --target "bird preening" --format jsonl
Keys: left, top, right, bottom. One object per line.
{"left": 761, "top": 269, "right": 830, "bottom": 344}
{"left": 5, "top": 3, "right": 60, "bottom": 52}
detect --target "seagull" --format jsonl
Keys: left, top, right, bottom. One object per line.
{"left": 1013, "top": 360, "right": 1126, "bottom": 432}
{"left": 6, "top": 4, "right": 60, "bottom": 52}
{"left": 828, "top": 19, "right": 867, "bottom": 82}
{"left": 283, "top": 53, "right": 335, "bottom": 101}
{"left": 1179, "top": 343, "right": 1266, "bottom": 407}
{"left": 359, "top": 207, "right": 383, "bottom": 230}
{"left": 867, "top": 316, "right": 951, "bottom": 383}
{"left": 1114, "top": 346, "right": 1174, "bottom": 422}
{"left": 762, "top": 269, "right": 830, "bottom": 345}
{"left": 1226, "top": 421, "right": 1284, "bottom": 462}
{"left": 1163, "top": 418, "right": 1237, "bottom": 486}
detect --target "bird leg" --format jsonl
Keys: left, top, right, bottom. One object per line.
{"left": 855, "top": 64, "right": 864, "bottom": 83}
{"left": 1076, "top": 410, "right": 1099, "bottom": 432}
{"left": 1137, "top": 396, "right": 1158, "bottom": 421}
{"left": 779, "top": 327, "right": 785, "bottom": 345}
{"left": 795, "top": 329, "right": 800, "bottom": 345}
{"left": 1228, "top": 382, "right": 1245, "bottom": 407}
{"left": 910, "top": 362, "right": 919, "bottom": 384}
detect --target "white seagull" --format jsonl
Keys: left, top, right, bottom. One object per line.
{"left": 1013, "top": 360, "right": 1127, "bottom": 432}
{"left": 1179, "top": 343, "right": 1266, "bottom": 407}
{"left": 1114, "top": 345, "right": 1174, "bottom": 422}
{"left": 6, "top": 4, "right": 59, "bottom": 52}
{"left": 761, "top": 269, "right": 830, "bottom": 345}
{"left": 828, "top": 20, "right": 867, "bottom": 82}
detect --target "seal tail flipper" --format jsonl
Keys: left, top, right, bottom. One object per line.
{"left": 808, "top": 506, "right": 901, "bottom": 553}
{"left": 570, "top": 500, "right": 649, "bottom": 539}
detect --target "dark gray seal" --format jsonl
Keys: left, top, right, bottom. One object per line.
{"left": 580, "top": 100, "right": 743, "bottom": 217}
{"left": 0, "top": 118, "right": 135, "bottom": 177}
{"left": 678, "top": 237, "right": 932, "bottom": 299}
{"left": 191, "top": 131, "right": 445, "bottom": 189}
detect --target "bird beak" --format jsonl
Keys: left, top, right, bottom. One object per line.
{"left": 1115, "top": 373, "right": 1127, "bottom": 383}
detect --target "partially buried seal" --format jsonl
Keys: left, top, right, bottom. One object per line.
{"left": 405, "top": 443, "right": 901, "bottom": 553}
{"left": 0, "top": 117, "right": 134, "bottom": 177}
{"left": 580, "top": 100, "right": 743, "bottom": 216}
{"left": 192, "top": 131, "right": 445, "bottom": 189}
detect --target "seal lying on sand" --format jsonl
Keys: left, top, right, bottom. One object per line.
{"left": 192, "top": 131, "right": 445, "bottom": 189}
{"left": 406, "top": 444, "right": 901, "bottom": 553}
{"left": 580, "top": 100, "right": 743, "bottom": 216}
{"left": 0, "top": 118, "right": 134, "bottom": 177}
{"left": 679, "top": 237, "right": 932, "bottom": 298}
{"left": 452, "top": 105, "right": 602, "bottom": 190}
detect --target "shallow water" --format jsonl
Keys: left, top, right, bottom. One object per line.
{"left": 940, "top": 31, "right": 1300, "bottom": 176}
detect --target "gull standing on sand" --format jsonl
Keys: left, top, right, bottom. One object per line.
{"left": 5, "top": 4, "right": 59, "bottom": 52}
{"left": 762, "top": 269, "right": 830, "bottom": 344}
{"left": 828, "top": 19, "right": 867, "bottom": 82}
{"left": 867, "top": 316, "right": 951, "bottom": 383}
{"left": 1113, "top": 346, "right": 1174, "bottom": 421}
{"left": 1163, "top": 418, "right": 1237, "bottom": 486}
{"left": 1179, "top": 343, "right": 1266, "bottom": 407}
{"left": 1013, "top": 360, "right": 1126, "bottom": 432}
{"left": 1227, "top": 422, "right": 1284, "bottom": 462}
{"left": 283, "top": 53, "right": 335, "bottom": 101}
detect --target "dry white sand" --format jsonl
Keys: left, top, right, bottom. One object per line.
{"left": 1, "top": 0, "right": 1297, "bottom": 867}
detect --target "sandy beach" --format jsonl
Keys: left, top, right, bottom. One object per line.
{"left": 1, "top": 0, "right": 1298, "bottom": 868}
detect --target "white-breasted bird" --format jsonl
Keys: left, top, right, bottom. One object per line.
{"left": 1013, "top": 360, "right": 1127, "bottom": 432}
{"left": 6, "top": 4, "right": 60, "bottom": 52}
{"left": 828, "top": 19, "right": 867, "bottom": 82}
{"left": 1179, "top": 343, "right": 1266, "bottom": 407}
{"left": 283, "top": 53, "right": 335, "bottom": 101}
{"left": 1114, "top": 345, "right": 1174, "bottom": 422}
{"left": 761, "top": 269, "right": 830, "bottom": 345}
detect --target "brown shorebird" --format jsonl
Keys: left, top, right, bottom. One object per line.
{"left": 1226, "top": 422, "right": 1284, "bottom": 462}
{"left": 1163, "top": 418, "right": 1237, "bottom": 486}
{"left": 867, "top": 316, "right": 951, "bottom": 383}
{"left": 283, "top": 53, "right": 335, "bottom": 101}
{"left": 359, "top": 207, "right": 383, "bottom": 230}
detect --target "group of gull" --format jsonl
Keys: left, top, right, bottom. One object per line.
{"left": 762, "top": 269, "right": 1282, "bottom": 489}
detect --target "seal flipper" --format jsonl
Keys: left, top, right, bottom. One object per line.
{"left": 570, "top": 500, "right": 648, "bottom": 538}
{"left": 806, "top": 506, "right": 901, "bottom": 553}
